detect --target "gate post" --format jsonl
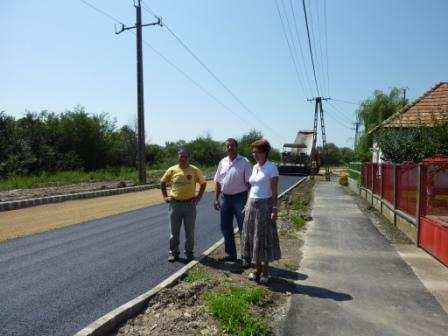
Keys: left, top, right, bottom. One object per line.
{"left": 393, "top": 163, "right": 397, "bottom": 226}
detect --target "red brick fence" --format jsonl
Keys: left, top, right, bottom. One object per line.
{"left": 360, "top": 155, "right": 448, "bottom": 266}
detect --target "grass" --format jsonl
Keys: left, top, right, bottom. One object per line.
{"left": 291, "top": 215, "right": 306, "bottom": 230}
{"left": 0, "top": 165, "right": 217, "bottom": 190}
{"left": 204, "top": 285, "right": 270, "bottom": 336}
{"left": 184, "top": 269, "right": 211, "bottom": 284}
{"left": 292, "top": 197, "right": 308, "bottom": 212}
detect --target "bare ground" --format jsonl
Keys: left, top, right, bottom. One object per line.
{"left": 0, "top": 180, "right": 136, "bottom": 202}
{"left": 0, "top": 182, "right": 215, "bottom": 242}
{"left": 115, "top": 179, "right": 315, "bottom": 336}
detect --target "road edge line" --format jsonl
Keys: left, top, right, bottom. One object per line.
{"left": 74, "top": 176, "right": 308, "bottom": 336}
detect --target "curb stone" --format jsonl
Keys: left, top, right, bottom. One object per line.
{"left": 74, "top": 176, "right": 309, "bottom": 336}
{"left": 0, "top": 177, "right": 215, "bottom": 213}
{"left": 0, "top": 184, "right": 157, "bottom": 212}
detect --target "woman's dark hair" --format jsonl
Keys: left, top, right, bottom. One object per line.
{"left": 251, "top": 139, "right": 271, "bottom": 155}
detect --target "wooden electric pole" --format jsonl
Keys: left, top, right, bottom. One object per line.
{"left": 115, "top": 0, "right": 162, "bottom": 184}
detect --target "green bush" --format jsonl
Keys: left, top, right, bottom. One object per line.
{"left": 204, "top": 286, "right": 269, "bottom": 336}
{"left": 291, "top": 215, "right": 306, "bottom": 230}
{"left": 377, "top": 120, "right": 448, "bottom": 163}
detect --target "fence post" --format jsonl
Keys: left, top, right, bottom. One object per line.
{"left": 393, "top": 163, "right": 397, "bottom": 226}
{"left": 415, "top": 164, "right": 422, "bottom": 247}
{"left": 379, "top": 163, "right": 383, "bottom": 213}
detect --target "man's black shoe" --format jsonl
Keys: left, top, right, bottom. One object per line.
{"left": 219, "top": 256, "right": 238, "bottom": 262}
{"left": 186, "top": 255, "right": 195, "bottom": 262}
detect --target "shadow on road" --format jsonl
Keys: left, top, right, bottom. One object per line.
{"left": 269, "top": 266, "right": 308, "bottom": 281}
{"left": 267, "top": 277, "right": 353, "bottom": 302}
{"left": 199, "top": 256, "right": 244, "bottom": 274}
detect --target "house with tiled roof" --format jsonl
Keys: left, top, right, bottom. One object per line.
{"left": 369, "top": 82, "right": 448, "bottom": 162}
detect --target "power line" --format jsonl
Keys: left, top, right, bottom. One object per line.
{"left": 77, "top": 0, "right": 257, "bottom": 133}
{"left": 140, "top": 38, "right": 253, "bottom": 127}
{"left": 78, "top": 0, "right": 123, "bottom": 23}
{"left": 325, "top": 106, "right": 352, "bottom": 130}
{"left": 323, "top": 0, "right": 330, "bottom": 97}
{"left": 330, "top": 98, "right": 360, "bottom": 105}
{"left": 328, "top": 100, "right": 354, "bottom": 121}
{"left": 273, "top": 0, "right": 306, "bottom": 97}
{"left": 288, "top": 0, "right": 314, "bottom": 97}
{"left": 276, "top": 0, "right": 310, "bottom": 98}
{"left": 326, "top": 101, "right": 354, "bottom": 125}
{"left": 141, "top": 1, "right": 285, "bottom": 143}
{"left": 315, "top": 0, "right": 327, "bottom": 96}
{"left": 302, "top": 0, "right": 320, "bottom": 96}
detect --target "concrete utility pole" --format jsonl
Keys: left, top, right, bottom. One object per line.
{"left": 115, "top": 0, "right": 162, "bottom": 184}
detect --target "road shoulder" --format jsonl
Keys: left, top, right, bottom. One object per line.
{"left": 0, "top": 181, "right": 214, "bottom": 242}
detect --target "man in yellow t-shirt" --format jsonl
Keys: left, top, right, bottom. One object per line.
{"left": 161, "top": 149, "right": 206, "bottom": 262}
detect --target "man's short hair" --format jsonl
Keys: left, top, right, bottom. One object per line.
{"left": 178, "top": 148, "right": 189, "bottom": 156}
{"left": 225, "top": 138, "right": 238, "bottom": 147}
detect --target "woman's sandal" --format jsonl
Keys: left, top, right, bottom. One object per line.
{"left": 248, "top": 272, "right": 260, "bottom": 282}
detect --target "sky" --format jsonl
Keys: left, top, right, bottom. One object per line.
{"left": 1, "top": 0, "right": 447, "bottom": 150}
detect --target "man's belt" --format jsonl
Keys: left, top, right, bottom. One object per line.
{"left": 172, "top": 197, "right": 195, "bottom": 203}
{"left": 222, "top": 190, "right": 248, "bottom": 197}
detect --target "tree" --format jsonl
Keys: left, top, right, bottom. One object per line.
{"left": 377, "top": 119, "right": 448, "bottom": 163}
{"left": 355, "top": 87, "right": 408, "bottom": 161}
{"left": 238, "top": 129, "right": 263, "bottom": 161}
{"left": 320, "top": 143, "right": 341, "bottom": 166}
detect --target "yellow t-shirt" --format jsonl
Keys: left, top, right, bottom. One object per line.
{"left": 161, "top": 164, "right": 205, "bottom": 200}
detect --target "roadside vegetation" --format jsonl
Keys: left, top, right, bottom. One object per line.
{"left": 117, "top": 179, "right": 314, "bottom": 336}
{"left": 0, "top": 107, "right": 280, "bottom": 190}
{"left": 204, "top": 286, "right": 270, "bottom": 336}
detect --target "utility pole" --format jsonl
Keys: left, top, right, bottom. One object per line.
{"left": 353, "top": 117, "right": 360, "bottom": 150}
{"left": 402, "top": 87, "right": 409, "bottom": 102}
{"left": 115, "top": 0, "right": 162, "bottom": 184}
{"left": 308, "top": 96, "right": 330, "bottom": 177}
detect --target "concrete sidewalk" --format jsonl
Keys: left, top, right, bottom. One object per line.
{"left": 281, "top": 181, "right": 448, "bottom": 336}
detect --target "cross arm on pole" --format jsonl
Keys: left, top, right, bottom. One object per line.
{"left": 115, "top": 17, "right": 162, "bottom": 35}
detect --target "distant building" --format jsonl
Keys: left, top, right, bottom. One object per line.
{"left": 369, "top": 82, "right": 448, "bottom": 162}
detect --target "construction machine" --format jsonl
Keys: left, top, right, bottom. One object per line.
{"left": 278, "top": 130, "right": 320, "bottom": 175}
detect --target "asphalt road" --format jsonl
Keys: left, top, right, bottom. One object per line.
{"left": 0, "top": 175, "right": 304, "bottom": 336}
{"left": 281, "top": 182, "right": 448, "bottom": 336}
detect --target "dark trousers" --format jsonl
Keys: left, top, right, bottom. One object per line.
{"left": 169, "top": 201, "right": 196, "bottom": 257}
{"left": 220, "top": 191, "right": 248, "bottom": 259}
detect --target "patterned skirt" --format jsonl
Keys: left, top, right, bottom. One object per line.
{"left": 242, "top": 197, "right": 282, "bottom": 264}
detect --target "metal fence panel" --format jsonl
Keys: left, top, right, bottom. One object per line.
{"left": 373, "top": 163, "right": 381, "bottom": 195}
{"left": 382, "top": 163, "right": 394, "bottom": 204}
{"left": 396, "top": 163, "right": 418, "bottom": 217}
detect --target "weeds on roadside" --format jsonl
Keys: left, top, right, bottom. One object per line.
{"left": 291, "top": 215, "right": 306, "bottom": 230}
{"left": 184, "top": 269, "right": 211, "bottom": 284}
{"left": 204, "top": 286, "right": 270, "bottom": 336}
{"left": 292, "top": 197, "right": 308, "bottom": 211}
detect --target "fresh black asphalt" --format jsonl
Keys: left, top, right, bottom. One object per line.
{"left": 0, "top": 175, "right": 303, "bottom": 336}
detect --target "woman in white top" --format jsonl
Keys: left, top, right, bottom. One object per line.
{"left": 242, "top": 139, "right": 281, "bottom": 284}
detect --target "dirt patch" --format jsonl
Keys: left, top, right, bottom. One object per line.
{"left": 0, "top": 181, "right": 215, "bottom": 242}
{"left": 115, "top": 179, "right": 314, "bottom": 336}
{"left": 0, "top": 181, "right": 136, "bottom": 202}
